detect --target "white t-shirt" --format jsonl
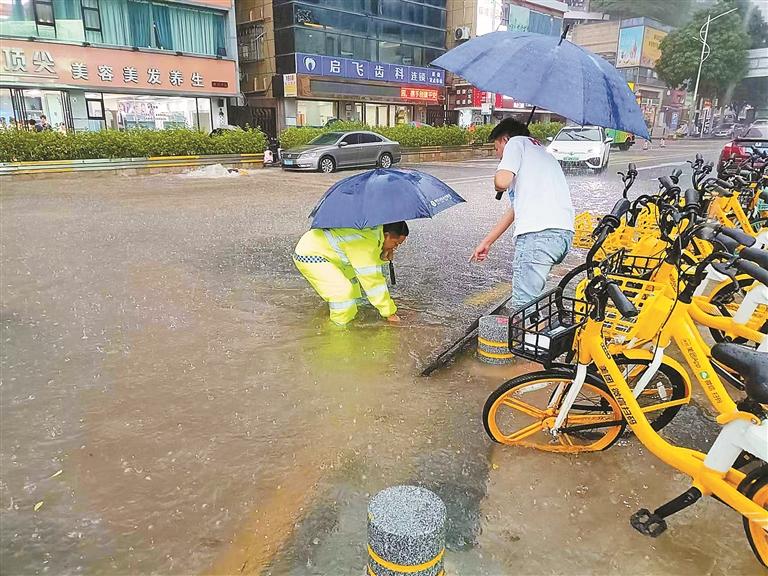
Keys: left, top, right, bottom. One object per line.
{"left": 497, "top": 135, "right": 574, "bottom": 237}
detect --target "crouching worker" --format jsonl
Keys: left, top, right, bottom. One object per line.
{"left": 293, "top": 222, "right": 409, "bottom": 325}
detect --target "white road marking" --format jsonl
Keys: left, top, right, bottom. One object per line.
{"left": 635, "top": 161, "right": 690, "bottom": 171}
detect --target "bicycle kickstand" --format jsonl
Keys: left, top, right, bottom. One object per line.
{"left": 630, "top": 487, "right": 702, "bottom": 537}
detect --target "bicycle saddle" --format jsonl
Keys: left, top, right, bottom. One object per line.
{"left": 712, "top": 343, "right": 768, "bottom": 403}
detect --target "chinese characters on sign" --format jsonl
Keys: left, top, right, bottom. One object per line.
{"left": 295, "top": 53, "right": 444, "bottom": 86}
{"left": 148, "top": 68, "right": 161, "bottom": 85}
{"left": 0, "top": 47, "right": 210, "bottom": 90}
{"left": 400, "top": 87, "right": 439, "bottom": 102}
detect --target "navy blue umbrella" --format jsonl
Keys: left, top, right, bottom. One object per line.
{"left": 432, "top": 30, "right": 650, "bottom": 140}
{"left": 310, "top": 168, "right": 465, "bottom": 229}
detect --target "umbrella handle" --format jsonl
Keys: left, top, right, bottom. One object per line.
{"left": 389, "top": 261, "right": 396, "bottom": 286}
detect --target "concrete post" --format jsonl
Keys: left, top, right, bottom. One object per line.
{"left": 477, "top": 315, "right": 513, "bottom": 365}
{"left": 367, "top": 485, "right": 446, "bottom": 576}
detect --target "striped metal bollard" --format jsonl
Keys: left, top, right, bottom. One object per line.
{"left": 477, "top": 315, "right": 513, "bottom": 365}
{"left": 367, "top": 485, "right": 446, "bottom": 576}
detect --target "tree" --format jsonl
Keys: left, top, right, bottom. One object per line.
{"left": 738, "top": 0, "right": 768, "bottom": 48}
{"left": 727, "top": 77, "right": 768, "bottom": 117}
{"left": 591, "top": 0, "right": 693, "bottom": 27}
{"left": 655, "top": 2, "right": 751, "bottom": 101}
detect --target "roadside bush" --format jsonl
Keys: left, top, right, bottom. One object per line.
{"left": 277, "top": 120, "right": 563, "bottom": 151}
{"left": 0, "top": 128, "right": 267, "bottom": 162}
{"left": 529, "top": 121, "right": 564, "bottom": 143}
{"left": 468, "top": 124, "right": 495, "bottom": 145}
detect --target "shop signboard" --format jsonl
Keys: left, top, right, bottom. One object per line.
{"left": 641, "top": 28, "right": 667, "bottom": 68}
{"left": 0, "top": 41, "right": 237, "bottom": 94}
{"left": 616, "top": 26, "right": 643, "bottom": 68}
{"left": 506, "top": 6, "right": 530, "bottom": 32}
{"left": 295, "top": 53, "right": 444, "bottom": 86}
{"left": 471, "top": 88, "right": 493, "bottom": 107}
{"left": 283, "top": 73, "right": 297, "bottom": 97}
{"left": 400, "top": 87, "right": 439, "bottom": 102}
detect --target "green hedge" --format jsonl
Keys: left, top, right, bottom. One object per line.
{"left": 279, "top": 121, "right": 564, "bottom": 150}
{"left": 0, "top": 128, "right": 268, "bottom": 162}
{"left": 0, "top": 121, "right": 567, "bottom": 163}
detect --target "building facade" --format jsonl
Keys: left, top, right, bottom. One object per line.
{"left": 446, "top": 0, "right": 567, "bottom": 126}
{"left": 571, "top": 17, "right": 674, "bottom": 136}
{"left": 236, "top": 0, "right": 448, "bottom": 133}
{"left": 0, "top": 0, "right": 239, "bottom": 132}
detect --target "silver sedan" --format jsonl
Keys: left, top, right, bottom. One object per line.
{"left": 281, "top": 131, "right": 402, "bottom": 173}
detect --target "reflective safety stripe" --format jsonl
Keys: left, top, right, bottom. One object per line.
{"left": 293, "top": 253, "right": 329, "bottom": 264}
{"left": 328, "top": 299, "right": 357, "bottom": 310}
{"left": 364, "top": 283, "right": 389, "bottom": 297}
{"left": 336, "top": 233, "right": 363, "bottom": 242}
{"left": 354, "top": 265, "right": 382, "bottom": 276}
{"left": 323, "top": 230, "right": 349, "bottom": 265}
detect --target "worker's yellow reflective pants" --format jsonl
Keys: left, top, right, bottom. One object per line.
{"left": 294, "top": 257, "right": 364, "bottom": 325}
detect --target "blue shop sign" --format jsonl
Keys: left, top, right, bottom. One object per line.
{"left": 295, "top": 53, "right": 444, "bottom": 86}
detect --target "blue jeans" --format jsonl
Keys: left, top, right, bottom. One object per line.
{"left": 510, "top": 228, "right": 573, "bottom": 310}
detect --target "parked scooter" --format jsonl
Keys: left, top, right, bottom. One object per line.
{"left": 263, "top": 136, "right": 282, "bottom": 167}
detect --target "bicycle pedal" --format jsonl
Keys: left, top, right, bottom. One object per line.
{"left": 630, "top": 508, "right": 667, "bottom": 537}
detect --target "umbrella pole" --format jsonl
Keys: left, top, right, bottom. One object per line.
{"left": 526, "top": 106, "right": 537, "bottom": 126}
{"left": 389, "top": 261, "right": 396, "bottom": 286}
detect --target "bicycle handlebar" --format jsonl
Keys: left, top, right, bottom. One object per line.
{"left": 740, "top": 246, "right": 768, "bottom": 270}
{"left": 684, "top": 188, "right": 700, "bottom": 211}
{"left": 718, "top": 225, "right": 756, "bottom": 248}
{"left": 734, "top": 259, "right": 768, "bottom": 288}
{"left": 606, "top": 281, "right": 638, "bottom": 319}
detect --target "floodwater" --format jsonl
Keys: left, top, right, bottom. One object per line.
{"left": 2, "top": 145, "right": 759, "bottom": 575}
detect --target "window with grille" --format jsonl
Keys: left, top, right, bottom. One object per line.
{"left": 238, "top": 24, "right": 266, "bottom": 63}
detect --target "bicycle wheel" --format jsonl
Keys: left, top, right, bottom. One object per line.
{"left": 592, "top": 355, "right": 689, "bottom": 431}
{"left": 738, "top": 465, "right": 768, "bottom": 568}
{"left": 482, "top": 369, "right": 626, "bottom": 453}
{"left": 557, "top": 262, "right": 590, "bottom": 300}
{"left": 707, "top": 277, "right": 768, "bottom": 346}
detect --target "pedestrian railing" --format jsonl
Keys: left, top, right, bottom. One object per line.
{"left": 0, "top": 153, "right": 264, "bottom": 176}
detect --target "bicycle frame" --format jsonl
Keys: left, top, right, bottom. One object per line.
{"left": 573, "top": 320, "right": 768, "bottom": 527}
{"left": 708, "top": 193, "right": 767, "bottom": 240}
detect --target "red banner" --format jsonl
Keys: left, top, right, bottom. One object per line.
{"left": 400, "top": 87, "right": 439, "bottom": 102}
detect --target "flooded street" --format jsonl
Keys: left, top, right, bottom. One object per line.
{"left": 3, "top": 140, "right": 758, "bottom": 575}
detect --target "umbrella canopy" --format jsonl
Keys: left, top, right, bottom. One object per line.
{"left": 310, "top": 168, "right": 465, "bottom": 229}
{"left": 432, "top": 31, "right": 650, "bottom": 140}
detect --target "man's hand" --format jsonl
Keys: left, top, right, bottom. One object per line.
{"left": 470, "top": 240, "right": 492, "bottom": 262}
{"left": 380, "top": 248, "right": 394, "bottom": 261}
{"left": 386, "top": 314, "right": 401, "bottom": 323}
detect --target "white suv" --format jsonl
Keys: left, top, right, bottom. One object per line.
{"left": 546, "top": 125, "right": 612, "bottom": 172}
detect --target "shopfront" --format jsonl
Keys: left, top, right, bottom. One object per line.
{"left": 0, "top": 39, "right": 237, "bottom": 131}
{"left": 294, "top": 99, "right": 416, "bottom": 128}
{"left": 282, "top": 53, "right": 444, "bottom": 129}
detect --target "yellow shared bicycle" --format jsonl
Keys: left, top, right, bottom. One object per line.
{"left": 482, "top": 266, "right": 768, "bottom": 566}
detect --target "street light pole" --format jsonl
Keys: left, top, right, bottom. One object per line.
{"left": 689, "top": 7, "right": 737, "bottom": 137}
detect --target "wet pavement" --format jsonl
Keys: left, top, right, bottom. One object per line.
{"left": 2, "top": 139, "right": 760, "bottom": 575}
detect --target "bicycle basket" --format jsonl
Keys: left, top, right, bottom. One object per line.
{"left": 508, "top": 287, "right": 588, "bottom": 366}
{"left": 602, "top": 249, "right": 664, "bottom": 280}
{"left": 573, "top": 211, "right": 597, "bottom": 249}
{"left": 601, "top": 276, "right": 666, "bottom": 345}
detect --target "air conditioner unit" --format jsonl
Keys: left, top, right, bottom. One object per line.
{"left": 252, "top": 76, "right": 269, "bottom": 93}
{"left": 455, "top": 26, "right": 471, "bottom": 41}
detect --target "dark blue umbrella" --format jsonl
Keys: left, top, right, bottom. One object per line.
{"left": 432, "top": 30, "right": 650, "bottom": 140}
{"left": 310, "top": 168, "right": 465, "bottom": 229}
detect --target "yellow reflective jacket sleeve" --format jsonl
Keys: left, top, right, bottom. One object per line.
{"left": 333, "top": 227, "right": 397, "bottom": 318}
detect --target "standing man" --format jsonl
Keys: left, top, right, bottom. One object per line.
{"left": 470, "top": 118, "right": 574, "bottom": 310}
